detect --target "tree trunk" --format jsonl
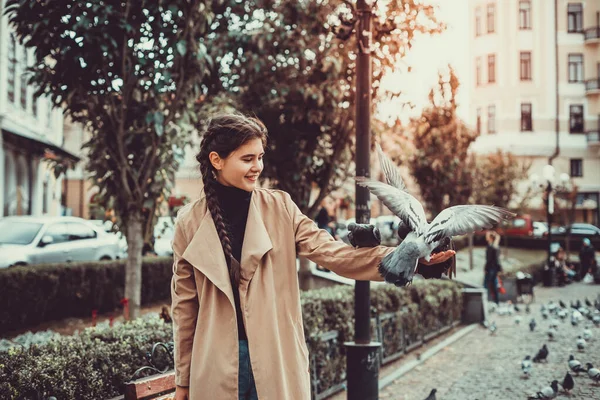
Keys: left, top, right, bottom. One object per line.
{"left": 125, "top": 210, "right": 144, "bottom": 320}
{"left": 298, "top": 256, "right": 313, "bottom": 291}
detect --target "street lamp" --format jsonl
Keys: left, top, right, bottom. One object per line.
{"left": 529, "top": 165, "right": 572, "bottom": 284}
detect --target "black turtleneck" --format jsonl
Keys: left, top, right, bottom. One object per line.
{"left": 212, "top": 181, "right": 252, "bottom": 340}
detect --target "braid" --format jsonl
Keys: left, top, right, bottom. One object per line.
{"left": 197, "top": 132, "right": 241, "bottom": 287}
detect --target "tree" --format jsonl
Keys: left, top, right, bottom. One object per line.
{"left": 6, "top": 0, "right": 214, "bottom": 318}
{"left": 406, "top": 66, "right": 478, "bottom": 217}
{"left": 201, "top": 0, "right": 444, "bottom": 217}
{"left": 470, "top": 150, "right": 532, "bottom": 209}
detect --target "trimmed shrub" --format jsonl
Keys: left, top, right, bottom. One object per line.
{"left": 1, "top": 280, "right": 463, "bottom": 399}
{"left": 0, "top": 257, "right": 173, "bottom": 335}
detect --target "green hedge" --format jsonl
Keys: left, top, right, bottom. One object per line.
{"left": 1, "top": 280, "right": 463, "bottom": 400}
{"left": 0, "top": 257, "right": 173, "bottom": 335}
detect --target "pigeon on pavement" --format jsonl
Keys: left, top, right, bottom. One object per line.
{"left": 356, "top": 146, "right": 514, "bottom": 286}
{"left": 586, "top": 363, "right": 600, "bottom": 383}
{"left": 522, "top": 355, "right": 532, "bottom": 378}
{"left": 561, "top": 372, "right": 574, "bottom": 394}
{"left": 583, "top": 327, "right": 593, "bottom": 341}
{"left": 488, "top": 321, "right": 497, "bottom": 335}
{"left": 547, "top": 328, "right": 557, "bottom": 341}
{"left": 529, "top": 318, "right": 536, "bottom": 332}
{"left": 527, "top": 380, "right": 558, "bottom": 399}
{"left": 423, "top": 388, "right": 437, "bottom": 400}
{"left": 568, "top": 355, "right": 586, "bottom": 374}
{"left": 533, "top": 344, "right": 548, "bottom": 363}
{"left": 576, "top": 335, "right": 586, "bottom": 352}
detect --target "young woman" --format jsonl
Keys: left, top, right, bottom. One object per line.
{"left": 483, "top": 231, "right": 502, "bottom": 304}
{"left": 171, "top": 113, "right": 455, "bottom": 400}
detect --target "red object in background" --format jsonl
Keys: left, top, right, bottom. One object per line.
{"left": 91, "top": 309, "right": 98, "bottom": 327}
{"left": 121, "top": 298, "right": 130, "bottom": 321}
{"left": 109, "top": 316, "right": 114, "bottom": 327}
{"left": 497, "top": 214, "right": 534, "bottom": 237}
{"left": 497, "top": 277, "right": 507, "bottom": 295}
{"left": 168, "top": 195, "right": 186, "bottom": 208}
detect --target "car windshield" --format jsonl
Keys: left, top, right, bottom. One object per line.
{"left": 0, "top": 220, "right": 43, "bottom": 245}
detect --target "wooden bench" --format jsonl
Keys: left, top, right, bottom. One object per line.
{"left": 108, "top": 371, "right": 176, "bottom": 400}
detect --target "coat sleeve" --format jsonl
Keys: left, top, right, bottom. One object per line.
{"left": 282, "top": 191, "right": 394, "bottom": 281}
{"left": 170, "top": 217, "right": 199, "bottom": 387}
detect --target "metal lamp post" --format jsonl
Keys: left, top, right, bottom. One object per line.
{"left": 529, "top": 166, "right": 572, "bottom": 283}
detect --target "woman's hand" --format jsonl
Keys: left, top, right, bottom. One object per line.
{"left": 418, "top": 250, "right": 456, "bottom": 266}
{"left": 174, "top": 386, "right": 189, "bottom": 400}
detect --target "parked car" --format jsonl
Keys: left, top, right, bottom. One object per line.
{"left": 549, "top": 223, "right": 600, "bottom": 237}
{"left": 0, "top": 216, "right": 122, "bottom": 269}
{"left": 498, "top": 214, "right": 534, "bottom": 236}
{"left": 532, "top": 221, "right": 548, "bottom": 238}
{"left": 89, "top": 219, "right": 128, "bottom": 259}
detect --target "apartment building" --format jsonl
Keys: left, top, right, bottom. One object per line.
{"left": 468, "top": 0, "right": 600, "bottom": 225}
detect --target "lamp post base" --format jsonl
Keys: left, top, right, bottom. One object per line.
{"left": 344, "top": 341, "right": 381, "bottom": 400}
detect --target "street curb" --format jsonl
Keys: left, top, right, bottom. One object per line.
{"left": 378, "top": 323, "right": 480, "bottom": 390}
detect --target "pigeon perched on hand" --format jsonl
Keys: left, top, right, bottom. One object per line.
{"left": 533, "top": 344, "right": 548, "bottom": 363}
{"left": 355, "top": 145, "right": 515, "bottom": 286}
{"left": 568, "top": 355, "right": 586, "bottom": 374}
{"left": 527, "top": 380, "right": 558, "bottom": 399}
{"left": 522, "top": 355, "right": 532, "bottom": 378}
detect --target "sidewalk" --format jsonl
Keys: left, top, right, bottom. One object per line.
{"left": 375, "top": 282, "right": 600, "bottom": 400}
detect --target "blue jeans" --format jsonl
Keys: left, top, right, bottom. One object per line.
{"left": 239, "top": 340, "right": 258, "bottom": 400}
{"left": 484, "top": 270, "right": 499, "bottom": 304}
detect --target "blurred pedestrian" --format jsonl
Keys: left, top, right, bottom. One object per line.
{"left": 579, "top": 237, "right": 596, "bottom": 278}
{"left": 554, "top": 247, "right": 575, "bottom": 285}
{"left": 170, "top": 113, "right": 456, "bottom": 400}
{"left": 483, "top": 231, "right": 502, "bottom": 304}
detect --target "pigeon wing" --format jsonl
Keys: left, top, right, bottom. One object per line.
{"left": 355, "top": 177, "right": 427, "bottom": 234}
{"left": 424, "top": 205, "right": 516, "bottom": 244}
{"left": 376, "top": 144, "right": 407, "bottom": 191}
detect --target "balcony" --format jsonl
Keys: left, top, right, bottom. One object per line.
{"left": 587, "top": 130, "right": 600, "bottom": 147}
{"left": 585, "top": 78, "right": 600, "bottom": 94}
{"left": 584, "top": 26, "right": 600, "bottom": 43}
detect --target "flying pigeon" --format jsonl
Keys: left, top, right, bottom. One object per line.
{"left": 568, "top": 355, "right": 586, "bottom": 374}
{"left": 586, "top": 363, "right": 600, "bottom": 383}
{"left": 527, "top": 380, "right": 558, "bottom": 399}
{"left": 522, "top": 355, "right": 532, "bottom": 378}
{"left": 533, "top": 344, "right": 548, "bottom": 363}
{"left": 355, "top": 145, "right": 515, "bottom": 286}
{"left": 561, "top": 372, "right": 574, "bottom": 394}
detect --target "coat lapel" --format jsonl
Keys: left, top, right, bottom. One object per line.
{"left": 182, "top": 203, "right": 234, "bottom": 306}
{"left": 240, "top": 194, "right": 273, "bottom": 284}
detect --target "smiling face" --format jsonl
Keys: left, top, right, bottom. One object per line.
{"left": 210, "top": 138, "right": 265, "bottom": 192}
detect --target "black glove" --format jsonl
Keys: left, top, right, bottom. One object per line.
{"left": 347, "top": 222, "right": 381, "bottom": 248}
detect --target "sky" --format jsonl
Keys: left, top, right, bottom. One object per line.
{"left": 378, "top": 0, "right": 471, "bottom": 124}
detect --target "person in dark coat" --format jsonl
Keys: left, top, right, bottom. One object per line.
{"left": 579, "top": 237, "right": 596, "bottom": 278}
{"left": 483, "top": 231, "right": 502, "bottom": 304}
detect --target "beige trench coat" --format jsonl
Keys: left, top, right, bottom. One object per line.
{"left": 171, "top": 188, "right": 394, "bottom": 400}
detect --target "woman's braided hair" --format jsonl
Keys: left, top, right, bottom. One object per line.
{"left": 196, "top": 113, "right": 268, "bottom": 287}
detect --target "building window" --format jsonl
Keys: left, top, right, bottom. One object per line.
{"left": 570, "top": 159, "right": 583, "bottom": 177}
{"left": 569, "top": 104, "right": 584, "bottom": 133}
{"left": 20, "top": 49, "right": 27, "bottom": 110}
{"left": 568, "top": 53, "right": 583, "bottom": 82}
{"left": 476, "top": 57, "right": 482, "bottom": 86}
{"left": 521, "top": 103, "right": 532, "bottom": 131}
{"left": 488, "top": 54, "right": 496, "bottom": 83}
{"left": 488, "top": 105, "right": 496, "bottom": 134}
{"left": 476, "top": 108, "right": 482, "bottom": 135}
{"left": 8, "top": 34, "right": 17, "bottom": 104}
{"left": 475, "top": 7, "right": 482, "bottom": 36}
{"left": 520, "top": 52, "right": 532, "bottom": 81}
{"left": 487, "top": 3, "right": 495, "bottom": 33}
{"left": 519, "top": 0, "right": 531, "bottom": 29}
{"left": 567, "top": 3, "right": 583, "bottom": 33}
